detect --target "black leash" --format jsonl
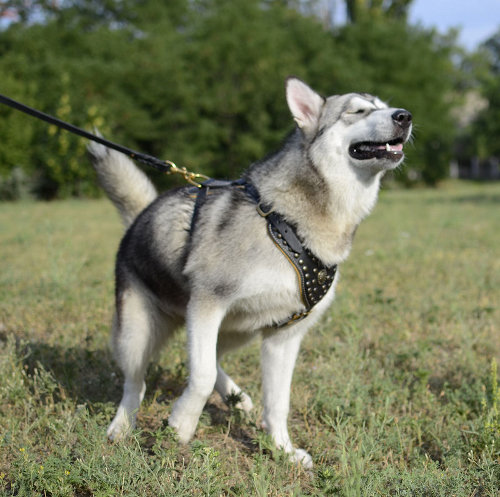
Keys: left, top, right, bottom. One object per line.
{"left": 0, "top": 92, "right": 209, "bottom": 184}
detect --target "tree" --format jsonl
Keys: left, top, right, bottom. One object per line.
{"left": 469, "top": 29, "right": 500, "bottom": 159}
{"left": 176, "top": 0, "right": 342, "bottom": 179}
{"left": 0, "top": 0, "right": 466, "bottom": 196}
{"left": 0, "top": 0, "right": 59, "bottom": 24}
{"left": 344, "top": 0, "right": 412, "bottom": 23}
{"left": 0, "top": 0, "right": 192, "bottom": 197}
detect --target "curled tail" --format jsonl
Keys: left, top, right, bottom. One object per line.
{"left": 88, "top": 141, "right": 158, "bottom": 228}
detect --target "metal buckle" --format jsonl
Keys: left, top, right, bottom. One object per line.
{"left": 256, "top": 202, "right": 274, "bottom": 217}
{"left": 285, "top": 311, "right": 309, "bottom": 326}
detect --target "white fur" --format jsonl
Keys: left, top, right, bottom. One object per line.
{"left": 89, "top": 141, "right": 158, "bottom": 227}
{"left": 286, "top": 78, "right": 324, "bottom": 134}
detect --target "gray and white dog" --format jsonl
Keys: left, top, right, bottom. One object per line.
{"left": 89, "top": 78, "right": 412, "bottom": 467}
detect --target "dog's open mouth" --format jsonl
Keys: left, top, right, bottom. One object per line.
{"left": 349, "top": 138, "right": 404, "bottom": 162}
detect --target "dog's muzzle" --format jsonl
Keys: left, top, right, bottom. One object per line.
{"left": 349, "top": 109, "right": 412, "bottom": 163}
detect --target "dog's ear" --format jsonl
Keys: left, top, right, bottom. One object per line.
{"left": 286, "top": 78, "right": 324, "bottom": 134}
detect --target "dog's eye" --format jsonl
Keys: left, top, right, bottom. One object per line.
{"left": 350, "top": 108, "right": 366, "bottom": 115}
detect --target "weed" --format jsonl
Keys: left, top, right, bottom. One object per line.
{"left": 480, "top": 358, "right": 500, "bottom": 453}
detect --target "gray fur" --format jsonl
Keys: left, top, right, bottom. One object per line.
{"left": 90, "top": 78, "right": 412, "bottom": 468}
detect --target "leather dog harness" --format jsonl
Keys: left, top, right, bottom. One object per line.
{"left": 189, "top": 179, "right": 337, "bottom": 328}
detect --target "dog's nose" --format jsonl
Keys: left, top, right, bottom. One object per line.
{"left": 392, "top": 109, "right": 412, "bottom": 128}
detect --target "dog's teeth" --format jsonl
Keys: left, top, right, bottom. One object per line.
{"left": 386, "top": 143, "right": 390, "bottom": 151}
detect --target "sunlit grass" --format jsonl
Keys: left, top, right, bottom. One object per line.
{"left": 0, "top": 181, "right": 499, "bottom": 496}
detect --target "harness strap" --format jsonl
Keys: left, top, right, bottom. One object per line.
{"left": 188, "top": 178, "right": 241, "bottom": 238}
{"left": 188, "top": 178, "right": 337, "bottom": 328}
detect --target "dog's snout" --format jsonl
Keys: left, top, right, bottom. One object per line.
{"left": 392, "top": 109, "right": 412, "bottom": 128}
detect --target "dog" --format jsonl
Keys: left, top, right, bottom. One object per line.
{"left": 88, "top": 77, "right": 412, "bottom": 468}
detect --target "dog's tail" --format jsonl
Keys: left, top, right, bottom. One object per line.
{"left": 88, "top": 141, "right": 158, "bottom": 228}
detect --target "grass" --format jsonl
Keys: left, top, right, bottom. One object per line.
{"left": 0, "top": 181, "right": 499, "bottom": 496}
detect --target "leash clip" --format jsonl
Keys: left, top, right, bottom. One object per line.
{"left": 165, "top": 160, "right": 210, "bottom": 188}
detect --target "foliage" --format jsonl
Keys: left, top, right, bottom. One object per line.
{"left": 0, "top": 181, "right": 499, "bottom": 494}
{"left": 0, "top": 0, "right": 60, "bottom": 24}
{"left": 0, "top": 0, "right": 477, "bottom": 196}
{"left": 468, "top": 28, "right": 500, "bottom": 159}
{"left": 344, "top": 0, "right": 412, "bottom": 23}
{"left": 0, "top": 75, "right": 36, "bottom": 178}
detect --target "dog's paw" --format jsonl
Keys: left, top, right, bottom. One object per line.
{"left": 107, "top": 407, "right": 133, "bottom": 441}
{"left": 237, "top": 392, "right": 254, "bottom": 412}
{"left": 288, "top": 448, "right": 313, "bottom": 469}
{"left": 168, "top": 410, "right": 198, "bottom": 444}
{"left": 230, "top": 391, "right": 253, "bottom": 413}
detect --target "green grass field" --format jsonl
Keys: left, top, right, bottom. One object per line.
{"left": 0, "top": 181, "right": 499, "bottom": 496}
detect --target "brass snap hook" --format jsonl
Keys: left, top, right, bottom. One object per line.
{"left": 165, "top": 160, "right": 209, "bottom": 188}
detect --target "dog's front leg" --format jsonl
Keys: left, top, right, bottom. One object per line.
{"left": 168, "top": 298, "right": 225, "bottom": 444}
{"left": 261, "top": 327, "right": 313, "bottom": 468}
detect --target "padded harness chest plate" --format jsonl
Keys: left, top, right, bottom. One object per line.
{"left": 266, "top": 220, "right": 337, "bottom": 325}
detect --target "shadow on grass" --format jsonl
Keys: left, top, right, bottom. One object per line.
{"left": 16, "top": 339, "right": 184, "bottom": 407}
{"left": 205, "top": 400, "right": 260, "bottom": 454}
{"left": 140, "top": 366, "right": 259, "bottom": 453}
{"left": 6, "top": 334, "right": 257, "bottom": 451}
{"left": 15, "top": 338, "right": 123, "bottom": 405}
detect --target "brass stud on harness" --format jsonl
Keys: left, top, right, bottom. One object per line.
{"left": 317, "top": 269, "right": 328, "bottom": 285}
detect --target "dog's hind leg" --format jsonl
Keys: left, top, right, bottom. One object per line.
{"left": 215, "top": 332, "right": 255, "bottom": 413}
{"left": 107, "top": 286, "right": 169, "bottom": 440}
{"left": 168, "top": 297, "right": 225, "bottom": 443}
{"left": 261, "top": 327, "right": 313, "bottom": 468}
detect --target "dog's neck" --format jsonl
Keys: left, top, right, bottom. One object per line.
{"left": 247, "top": 132, "right": 383, "bottom": 265}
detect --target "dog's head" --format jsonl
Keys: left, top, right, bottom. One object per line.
{"left": 286, "top": 78, "right": 412, "bottom": 175}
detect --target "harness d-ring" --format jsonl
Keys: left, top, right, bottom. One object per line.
{"left": 256, "top": 202, "right": 274, "bottom": 217}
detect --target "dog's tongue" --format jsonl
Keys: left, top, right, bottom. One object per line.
{"left": 376, "top": 142, "right": 403, "bottom": 152}
{"left": 385, "top": 142, "right": 403, "bottom": 152}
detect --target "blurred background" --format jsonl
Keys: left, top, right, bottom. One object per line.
{"left": 0, "top": 0, "right": 499, "bottom": 199}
